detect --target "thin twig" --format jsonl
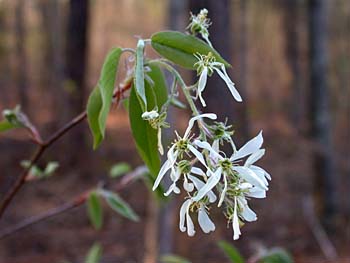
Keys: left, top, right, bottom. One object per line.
{"left": 303, "top": 196, "right": 338, "bottom": 260}
{"left": 0, "top": 81, "right": 133, "bottom": 218}
{"left": 0, "top": 166, "right": 146, "bottom": 240}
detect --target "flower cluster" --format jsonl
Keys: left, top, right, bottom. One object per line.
{"left": 153, "top": 114, "right": 270, "bottom": 240}
{"left": 149, "top": 9, "right": 271, "bottom": 240}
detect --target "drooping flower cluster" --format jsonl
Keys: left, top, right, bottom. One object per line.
{"left": 153, "top": 114, "right": 270, "bottom": 240}
{"left": 149, "top": 9, "right": 270, "bottom": 240}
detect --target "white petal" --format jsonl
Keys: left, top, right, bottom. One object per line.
{"left": 251, "top": 165, "right": 271, "bottom": 180}
{"left": 245, "top": 149, "right": 265, "bottom": 166}
{"left": 198, "top": 205, "right": 215, "bottom": 233}
{"left": 186, "top": 202, "right": 196, "bottom": 236}
{"left": 232, "top": 198, "right": 241, "bottom": 240}
{"left": 188, "top": 175, "right": 217, "bottom": 203}
{"left": 239, "top": 199, "right": 257, "bottom": 222}
{"left": 164, "top": 183, "right": 179, "bottom": 196}
{"left": 179, "top": 199, "right": 191, "bottom": 232}
{"left": 239, "top": 182, "right": 253, "bottom": 190}
{"left": 188, "top": 145, "right": 206, "bottom": 166}
{"left": 214, "top": 66, "right": 242, "bottom": 102}
{"left": 198, "top": 68, "right": 208, "bottom": 107}
{"left": 247, "top": 187, "right": 266, "bottom": 199}
{"left": 193, "top": 167, "right": 222, "bottom": 202}
{"left": 250, "top": 166, "right": 269, "bottom": 186}
{"left": 157, "top": 128, "right": 164, "bottom": 155}
{"left": 231, "top": 131, "right": 263, "bottom": 161}
{"left": 153, "top": 160, "right": 172, "bottom": 190}
{"left": 183, "top": 175, "right": 194, "bottom": 192}
{"left": 194, "top": 140, "right": 223, "bottom": 161}
{"left": 218, "top": 174, "right": 228, "bottom": 207}
{"left": 233, "top": 166, "right": 268, "bottom": 190}
{"left": 190, "top": 167, "right": 206, "bottom": 177}
{"left": 184, "top": 113, "right": 217, "bottom": 138}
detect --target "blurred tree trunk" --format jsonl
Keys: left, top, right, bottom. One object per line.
{"left": 15, "top": 0, "right": 28, "bottom": 111}
{"left": 308, "top": 0, "right": 337, "bottom": 228}
{"left": 65, "top": 0, "right": 89, "bottom": 151}
{"left": 39, "top": 0, "right": 64, "bottom": 125}
{"left": 238, "top": 0, "right": 249, "bottom": 139}
{"left": 188, "top": 0, "right": 248, "bottom": 143}
{"left": 283, "top": 0, "right": 303, "bottom": 131}
{"left": 66, "top": 0, "right": 89, "bottom": 116}
{"left": 156, "top": 0, "right": 187, "bottom": 258}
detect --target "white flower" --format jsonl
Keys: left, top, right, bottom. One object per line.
{"left": 152, "top": 113, "right": 217, "bottom": 192}
{"left": 194, "top": 53, "right": 242, "bottom": 107}
{"left": 232, "top": 197, "right": 241, "bottom": 240}
{"left": 141, "top": 110, "right": 159, "bottom": 120}
{"left": 192, "top": 131, "right": 269, "bottom": 205}
{"left": 187, "top": 8, "right": 212, "bottom": 47}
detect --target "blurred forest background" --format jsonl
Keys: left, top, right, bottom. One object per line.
{"left": 0, "top": 0, "right": 349, "bottom": 262}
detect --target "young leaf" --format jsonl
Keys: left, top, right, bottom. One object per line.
{"left": 129, "top": 63, "right": 167, "bottom": 190}
{"left": 258, "top": 248, "right": 293, "bottom": 263}
{"left": 85, "top": 243, "right": 102, "bottom": 263}
{"left": 100, "top": 190, "right": 139, "bottom": 222}
{"left": 151, "top": 31, "right": 230, "bottom": 69}
{"left": 160, "top": 254, "right": 191, "bottom": 263}
{"left": 87, "top": 47, "right": 123, "bottom": 149}
{"left": 109, "top": 163, "right": 131, "bottom": 178}
{"left": 87, "top": 191, "right": 103, "bottom": 230}
{"left": 134, "top": 39, "right": 147, "bottom": 111}
{"left": 218, "top": 241, "right": 245, "bottom": 263}
{"left": 0, "top": 120, "right": 16, "bottom": 133}
{"left": 44, "top": 162, "right": 59, "bottom": 176}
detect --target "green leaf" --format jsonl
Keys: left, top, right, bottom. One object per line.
{"left": 134, "top": 39, "right": 147, "bottom": 111}
{"left": 87, "top": 47, "right": 123, "bottom": 149}
{"left": 160, "top": 254, "right": 191, "bottom": 263}
{"left": 151, "top": 31, "right": 230, "bottom": 69}
{"left": 258, "top": 248, "right": 293, "bottom": 263}
{"left": 218, "top": 241, "right": 245, "bottom": 263}
{"left": 100, "top": 190, "right": 139, "bottom": 222}
{"left": 44, "top": 162, "right": 59, "bottom": 176}
{"left": 129, "top": 63, "right": 167, "bottom": 197}
{"left": 87, "top": 191, "right": 103, "bottom": 230}
{"left": 109, "top": 163, "right": 131, "bottom": 178}
{"left": 85, "top": 243, "right": 102, "bottom": 263}
{"left": 0, "top": 120, "right": 16, "bottom": 132}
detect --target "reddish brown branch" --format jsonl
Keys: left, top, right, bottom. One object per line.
{"left": 0, "top": 166, "right": 145, "bottom": 240}
{"left": 0, "top": 80, "right": 133, "bottom": 219}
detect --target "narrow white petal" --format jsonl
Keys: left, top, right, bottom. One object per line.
{"left": 184, "top": 113, "right": 217, "bottom": 138}
{"left": 179, "top": 199, "right": 191, "bottom": 232}
{"left": 247, "top": 187, "right": 266, "bottom": 199}
{"left": 232, "top": 198, "right": 241, "bottom": 240}
{"left": 157, "top": 128, "right": 164, "bottom": 155}
{"left": 190, "top": 167, "right": 206, "bottom": 177}
{"left": 198, "top": 205, "right": 216, "bottom": 233}
{"left": 214, "top": 66, "right": 242, "bottom": 102}
{"left": 188, "top": 145, "right": 206, "bottom": 166}
{"left": 250, "top": 166, "right": 269, "bottom": 186}
{"left": 218, "top": 174, "right": 228, "bottom": 207}
{"left": 164, "top": 183, "right": 178, "bottom": 196}
{"left": 188, "top": 174, "right": 217, "bottom": 203}
{"left": 183, "top": 175, "right": 194, "bottom": 192}
{"left": 194, "top": 140, "right": 223, "bottom": 161}
{"left": 153, "top": 160, "right": 172, "bottom": 190}
{"left": 231, "top": 131, "right": 264, "bottom": 161}
{"left": 186, "top": 202, "right": 196, "bottom": 236}
{"left": 251, "top": 165, "right": 271, "bottom": 180}
{"left": 245, "top": 149, "right": 265, "bottom": 166}
{"left": 238, "top": 198, "right": 257, "bottom": 222}
{"left": 198, "top": 68, "right": 208, "bottom": 107}
{"left": 193, "top": 167, "right": 222, "bottom": 202}
{"left": 233, "top": 166, "right": 268, "bottom": 190}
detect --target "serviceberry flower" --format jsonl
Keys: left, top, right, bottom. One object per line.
{"left": 187, "top": 8, "right": 212, "bottom": 47}
{"left": 152, "top": 113, "right": 217, "bottom": 191}
{"left": 194, "top": 52, "right": 242, "bottom": 107}
{"left": 193, "top": 131, "right": 269, "bottom": 205}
